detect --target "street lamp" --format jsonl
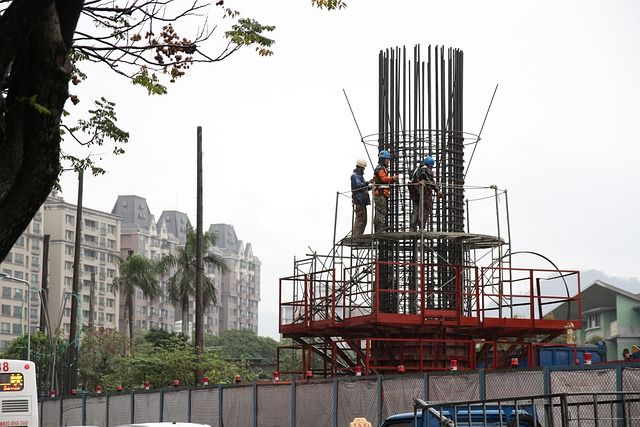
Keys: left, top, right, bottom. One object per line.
{"left": 0, "top": 272, "right": 36, "bottom": 361}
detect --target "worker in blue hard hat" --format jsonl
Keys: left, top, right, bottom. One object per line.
{"left": 373, "top": 150, "right": 399, "bottom": 233}
{"left": 351, "top": 158, "right": 371, "bottom": 237}
{"left": 409, "top": 155, "right": 442, "bottom": 231}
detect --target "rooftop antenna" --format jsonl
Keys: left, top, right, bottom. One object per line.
{"left": 343, "top": 88, "right": 373, "bottom": 166}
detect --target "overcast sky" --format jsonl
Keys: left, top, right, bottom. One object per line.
{"left": 58, "top": 1, "right": 640, "bottom": 339}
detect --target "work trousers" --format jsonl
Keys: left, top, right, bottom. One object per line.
{"left": 352, "top": 203, "right": 367, "bottom": 236}
{"left": 373, "top": 195, "right": 388, "bottom": 232}
{"left": 409, "top": 191, "right": 433, "bottom": 230}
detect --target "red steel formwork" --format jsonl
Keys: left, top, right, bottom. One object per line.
{"left": 279, "top": 256, "right": 583, "bottom": 375}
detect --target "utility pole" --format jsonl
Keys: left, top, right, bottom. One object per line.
{"left": 66, "top": 169, "right": 83, "bottom": 395}
{"left": 40, "top": 234, "right": 50, "bottom": 333}
{"left": 195, "top": 126, "right": 204, "bottom": 371}
{"left": 88, "top": 272, "right": 95, "bottom": 332}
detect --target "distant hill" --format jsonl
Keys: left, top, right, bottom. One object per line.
{"left": 581, "top": 270, "right": 640, "bottom": 295}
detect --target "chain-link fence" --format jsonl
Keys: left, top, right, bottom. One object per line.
{"left": 41, "top": 363, "right": 640, "bottom": 426}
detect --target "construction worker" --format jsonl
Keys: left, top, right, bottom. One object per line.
{"left": 351, "top": 159, "right": 371, "bottom": 237}
{"left": 409, "top": 155, "right": 442, "bottom": 231}
{"left": 373, "top": 150, "right": 399, "bottom": 233}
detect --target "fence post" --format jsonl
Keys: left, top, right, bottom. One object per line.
{"left": 253, "top": 382, "right": 258, "bottom": 427}
{"left": 82, "top": 394, "right": 87, "bottom": 426}
{"left": 333, "top": 378, "right": 338, "bottom": 427}
{"left": 218, "top": 385, "right": 223, "bottom": 427}
{"left": 543, "top": 366, "right": 551, "bottom": 395}
{"left": 290, "top": 380, "right": 296, "bottom": 427}
{"left": 424, "top": 372, "right": 429, "bottom": 401}
{"left": 159, "top": 389, "right": 164, "bottom": 422}
{"left": 616, "top": 364, "right": 623, "bottom": 426}
{"left": 479, "top": 369, "right": 485, "bottom": 400}
{"left": 106, "top": 394, "right": 110, "bottom": 427}
{"left": 377, "top": 375, "right": 383, "bottom": 426}
{"left": 131, "top": 391, "right": 135, "bottom": 423}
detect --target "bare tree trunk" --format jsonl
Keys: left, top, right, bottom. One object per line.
{"left": 128, "top": 290, "right": 134, "bottom": 354}
{"left": 180, "top": 294, "right": 189, "bottom": 338}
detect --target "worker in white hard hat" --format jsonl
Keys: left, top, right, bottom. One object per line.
{"left": 351, "top": 159, "right": 371, "bottom": 236}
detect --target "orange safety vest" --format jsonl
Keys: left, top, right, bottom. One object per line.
{"left": 373, "top": 164, "right": 394, "bottom": 198}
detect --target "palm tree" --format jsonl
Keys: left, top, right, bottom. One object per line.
{"left": 112, "top": 253, "right": 161, "bottom": 353}
{"left": 158, "top": 226, "right": 227, "bottom": 337}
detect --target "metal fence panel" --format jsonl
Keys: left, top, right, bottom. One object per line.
{"left": 191, "top": 387, "right": 219, "bottom": 426}
{"left": 550, "top": 368, "right": 616, "bottom": 393}
{"left": 296, "top": 381, "right": 333, "bottom": 427}
{"left": 162, "top": 389, "right": 189, "bottom": 422}
{"left": 338, "top": 379, "right": 378, "bottom": 427}
{"left": 257, "top": 384, "right": 291, "bottom": 427}
{"left": 258, "top": 384, "right": 291, "bottom": 427}
{"left": 550, "top": 368, "right": 617, "bottom": 426}
{"left": 485, "top": 369, "right": 544, "bottom": 399}
{"left": 623, "top": 368, "right": 640, "bottom": 422}
{"left": 429, "top": 372, "right": 479, "bottom": 402}
{"left": 41, "top": 400, "right": 60, "bottom": 427}
{"left": 108, "top": 393, "right": 132, "bottom": 426}
{"left": 222, "top": 385, "right": 253, "bottom": 427}
{"left": 85, "top": 396, "right": 107, "bottom": 427}
{"left": 61, "top": 397, "right": 83, "bottom": 426}
{"left": 134, "top": 392, "right": 161, "bottom": 422}
{"left": 381, "top": 375, "right": 424, "bottom": 420}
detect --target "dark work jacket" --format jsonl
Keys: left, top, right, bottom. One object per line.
{"left": 351, "top": 168, "right": 371, "bottom": 206}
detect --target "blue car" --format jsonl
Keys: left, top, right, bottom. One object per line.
{"left": 381, "top": 403, "right": 540, "bottom": 427}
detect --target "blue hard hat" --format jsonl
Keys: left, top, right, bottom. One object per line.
{"left": 379, "top": 150, "right": 392, "bottom": 160}
{"left": 424, "top": 156, "right": 435, "bottom": 167}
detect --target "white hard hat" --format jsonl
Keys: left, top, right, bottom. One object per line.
{"left": 356, "top": 159, "right": 367, "bottom": 168}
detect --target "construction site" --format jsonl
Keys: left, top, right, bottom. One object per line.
{"left": 278, "top": 45, "right": 583, "bottom": 376}
{"left": 37, "top": 44, "right": 640, "bottom": 427}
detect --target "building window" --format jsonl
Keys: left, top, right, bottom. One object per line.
{"left": 107, "top": 239, "right": 116, "bottom": 249}
{"left": 14, "top": 237, "right": 24, "bottom": 248}
{"left": 32, "top": 239, "right": 40, "bottom": 251}
{"left": 107, "top": 225, "right": 116, "bottom": 234}
{"left": 65, "top": 230, "right": 74, "bottom": 241}
{"left": 13, "top": 253, "right": 24, "bottom": 265}
{"left": 13, "top": 289, "right": 22, "bottom": 300}
{"left": 13, "top": 271, "right": 23, "bottom": 280}
{"left": 30, "top": 308, "right": 37, "bottom": 319}
{"left": 84, "top": 234, "right": 97, "bottom": 244}
{"left": 1, "top": 288, "right": 10, "bottom": 299}
{"left": 12, "top": 307, "right": 21, "bottom": 318}
{"left": 31, "top": 256, "right": 39, "bottom": 268}
{"left": 1, "top": 305, "right": 10, "bottom": 316}
{"left": 587, "top": 313, "right": 600, "bottom": 329}
{"left": 0, "top": 323, "right": 9, "bottom": 334}
{"left": 84, "top": 219, "right": 97, "bottom": 229}
{"left": 12, "top": 324, "right": 21, "bottom": 335}
{"left": 65, "top": 261, "right": 74, "bottom": 271}
{"left": 32, "top": 222, "right": 41, "bottom": 234}
{"left": 65, "top": 214, "right": 75, "bottom": 225}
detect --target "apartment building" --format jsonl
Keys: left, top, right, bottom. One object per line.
{"left": 112, "top": 196, "right": 222, "bottom": 335}
{"left": 209, "top": 224, "right": 260, "bottom": 333}
{"left": 0, "top": 207, "right": 44, "bottom": 350}
{"left": 43, "top": 193, "right": 121, "bottom": 336}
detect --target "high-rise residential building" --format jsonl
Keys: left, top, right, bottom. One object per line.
{"left": 111, "top": 196, "right": 222, "bottom": 335}
{"left": 209, "top": 224, "right": 260, "bottom": 333}
{"left": 0, "top": 207, "right": 44, "bottom": 350}
{"left": 112, "top": 196, "right": 178, "bottom": 333}
{"left": 44, "top": 193, "right": 121, "bottom": 336}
